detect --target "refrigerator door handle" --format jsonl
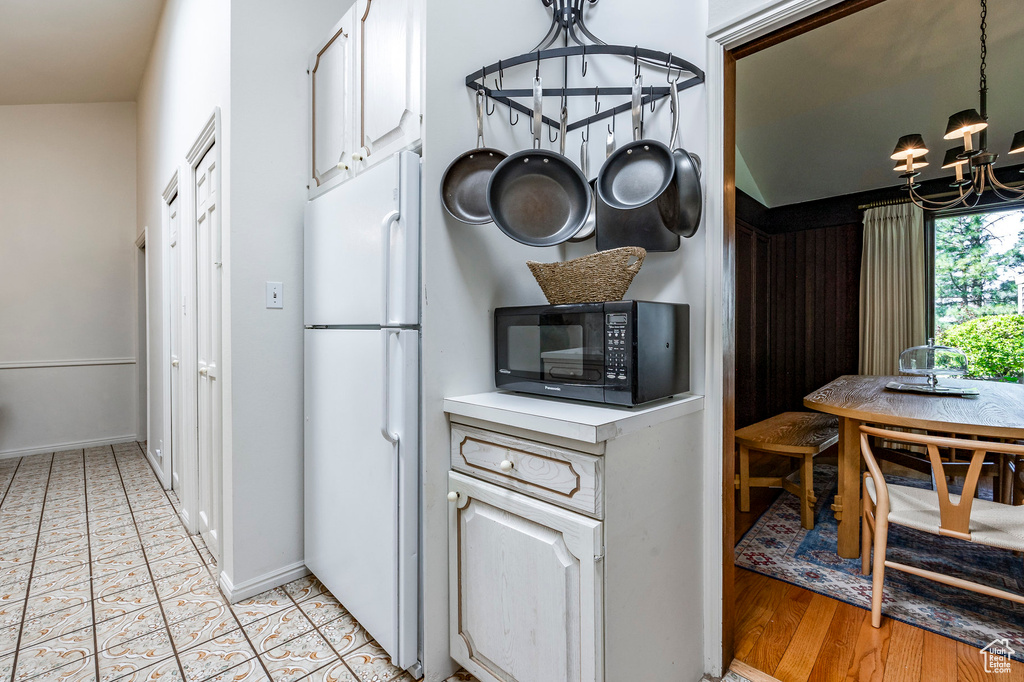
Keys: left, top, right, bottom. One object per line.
{"left": 380, "top": 328, "right": 400, "bottom": 445}
{"left": 380, "top": 210, "right": 400, "bottom": 326}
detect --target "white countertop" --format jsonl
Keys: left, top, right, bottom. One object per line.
{"left": 443, "top": 391, "right": 705, "bottom": 444}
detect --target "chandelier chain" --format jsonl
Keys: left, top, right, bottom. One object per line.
{"left": 979, "top": 0, "right": 987, "bottom": 92}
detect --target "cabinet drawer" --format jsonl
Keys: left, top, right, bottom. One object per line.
{"left": 451, "top": 425, "right": 603, "bottom": 518}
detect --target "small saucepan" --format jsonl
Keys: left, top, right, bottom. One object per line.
{"left": 569, "top": 132, "right": 597, "bottom": 243}
{"left": 596, "top": 76, "right": 676, "bottom": 215}
{"left": 486, "top": 78, "right": 592, "bottom": 247}
{"left": 662, "top": 78, "right": 703, "bottom": 238}
{"left": 440, "top": 91, "right": 508, "bottom": 224}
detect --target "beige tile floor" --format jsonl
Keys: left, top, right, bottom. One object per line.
{"left": 0, "top": 442, "right": 476, "bottom": 682}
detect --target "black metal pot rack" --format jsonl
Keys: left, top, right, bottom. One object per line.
{"left": 464, "top": 0, "right": 705, "bottom": 136}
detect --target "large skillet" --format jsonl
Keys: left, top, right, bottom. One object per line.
{"left": 486, "top": 78, "right": 592, "bottom": 247}
{"left": 595, "top": 76, "right": 676, "bottom": 214}
{"left": 440, "top": 91, "right": 508, "bottom": 224}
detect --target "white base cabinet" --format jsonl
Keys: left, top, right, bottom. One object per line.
{"left": 448, "top": 472, "right": 603, "bottom": 682}
{"left": 445, "top": 392, "right": 706, "bottom": 682}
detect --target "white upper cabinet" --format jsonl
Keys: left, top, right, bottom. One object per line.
{"left": 354, "top": 0, "right": 422, "bottom": 165}
{"left": 310, "top": 0, "right": 422, "bottom": 197}
{"left": 309, "top": 8, "right": 357, "bottom": 197}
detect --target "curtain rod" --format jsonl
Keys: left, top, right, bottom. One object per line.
{"left": 858, "top": 179, "right": 1024, "bottom": 211}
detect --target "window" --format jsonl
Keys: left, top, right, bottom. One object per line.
{"left": 932, "top": 208, "right": 1024, "bottom": 381}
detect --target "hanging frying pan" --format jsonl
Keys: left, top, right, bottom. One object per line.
{"left": 486, "top": 78, "right": 592, "bottom": 247}
{"left": 595, "top": 76, "right": 676, "bottom": 214}
{"left": 440, "top": 91, "right": 508, "bottom": 224}
{"left": 663, "top": 78, "right": 703, "bottom": 238}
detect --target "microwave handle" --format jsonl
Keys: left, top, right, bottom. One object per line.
{"left": 380, "top": 210, "right": 400, "bottom": 327}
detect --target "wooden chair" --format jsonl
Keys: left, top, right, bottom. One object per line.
{"left": 735, "top": 412, "right": 839, "bottom": 530}
{"left": 859, "top": 425, "right": 1024, "bottom": 628}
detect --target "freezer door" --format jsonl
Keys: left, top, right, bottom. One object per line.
{"left": 304, "top": 328, "right": 419, "bottom": 670}
{"left": 304, "top": 151, "right": 420, "bottom": 327}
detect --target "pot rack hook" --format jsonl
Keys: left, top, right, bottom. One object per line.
{"left": 633, "top": 46, "right": 640, "bottom": 79}
{"left": 608, "top": 109, "right": 615, "bottom": 135}
{"left": 666, "top": 53, "right": 681, "bottom": 83}
{"left": 483, "top": 78, "right": 496, "bottom": 116}
{"left": 649, "top": 84, "right": 656, "bottom": 112}
{"left": 594, "top": 86, "right": 600, "bottom": 114}
{"left": 536, "top": 50, "right": 542, "bottom": 80}
{"left": 581, "top": 44, "right": 588, "bottom": 78}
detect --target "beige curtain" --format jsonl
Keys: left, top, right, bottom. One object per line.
{"left": 859, "top": 203, "right": 928, "bottom": 375}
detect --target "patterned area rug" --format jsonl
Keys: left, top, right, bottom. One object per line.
{"left": 736, "top": 464, "right": 1024, "bottom": 659}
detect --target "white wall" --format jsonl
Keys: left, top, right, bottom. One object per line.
{"left": 0, "top": 102, "right": 138, "bottom": 457}
{"left": 136, "top": 0, "right": 230, "bottom": 484}
{"left": 222, "top": 0, "right": 348, "bottom": 595}
{"left": 420, "top": 1, "right": 709, "bottom": 678}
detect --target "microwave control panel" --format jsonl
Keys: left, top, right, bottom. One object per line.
{"left": 605, "top": 313, "right": 629, "bottom": 383}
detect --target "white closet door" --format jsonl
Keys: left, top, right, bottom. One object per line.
{"left": 168, "top": 193, "right": 183, "bottom": 494}
{"left": 195, "top": 143, "right": 222, "bottom": 560}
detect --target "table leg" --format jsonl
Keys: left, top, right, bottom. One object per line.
{"left": 833, "top": 417, "right": 862, "bottom": 558}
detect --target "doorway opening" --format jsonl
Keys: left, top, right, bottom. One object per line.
{"left": 136, "top": 230, "right": 149, "bottom": 447}
{"left": 721, "top": 1, "right": 1024, "bottom": 679}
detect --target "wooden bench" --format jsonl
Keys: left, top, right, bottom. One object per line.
{"left": 735, "top": 412, "right": 839, "bottom": 530}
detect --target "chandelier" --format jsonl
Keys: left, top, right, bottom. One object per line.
{"left": 890, "top": 0, "right": 1024, "bottom": 210}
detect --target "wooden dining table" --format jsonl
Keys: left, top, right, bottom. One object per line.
{"left": 804, "top": 374, "right": 1024, "bottom": 558}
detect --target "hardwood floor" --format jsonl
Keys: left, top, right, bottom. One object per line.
{"left": 733, "top": 569, "right": 1024, "bottom": 681}
{"left": 732, "top": 450, "right": 1024, "bottom": 682}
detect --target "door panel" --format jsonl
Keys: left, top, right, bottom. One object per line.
{"left": 310, "top": 7, "right": 357, "bottom": 195}
{"left": 449, "top": 472, "right": 603, "bottom": 682}
{"left": 305, "top": 328, "right": 418, "bottom": 668}
{"left": 304, "top": 155, "right": 398, "bottom": 326}
{"left": 356, "top": 0, "right": 422, "bottom": 162}
{"left": 196, "top": 144, "right": 222, "bottom": 560}
{"left": 168, "top": 194, "right": 182, "bottom": 494}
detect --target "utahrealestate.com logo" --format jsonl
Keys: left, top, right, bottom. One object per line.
{"left": 980, "top": 638, "right": 1016, "bottom": 674}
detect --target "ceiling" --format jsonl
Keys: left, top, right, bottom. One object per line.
{"left": 0, "top": 0, "right": 166, "bottom": 105}
{"left": 736, "top": 0, "right": 1024, "bottom": 208}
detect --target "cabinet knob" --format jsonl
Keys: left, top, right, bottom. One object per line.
{"left": 199, "top": 367, "right": 209, "bottom": 376}
{"left": 171, "top": 359, "right": 179, "bottom": 367}
{"left": 447, "top": 491, "right": 459, "bottom": 502}
{"left": 336, "top": 161, "right": 349, "bottom": 171}
{"left": 499, "top": 460, "right": 514, "bottom": 472}
{"left": 352, "top": 146, "right": 371, "bottom": 161}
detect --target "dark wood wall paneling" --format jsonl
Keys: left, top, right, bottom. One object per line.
{"left": 735, "top": 190, "right": 863, "bottom": 427}
{"left": 734, "top": 219, "right": 771, "bottom": 428}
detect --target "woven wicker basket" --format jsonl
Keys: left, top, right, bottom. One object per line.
{"left": 527, "top": 247, "right": 646, "bottom": 305}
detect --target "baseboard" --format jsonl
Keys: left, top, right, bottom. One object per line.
{"left": 0, "top": 435, "right": 139, "bottom": 460}
{"left": 145, "top": 449, "right": 170, "bottom": 489}
{"left": 218, "top": 561, "right": 310, "bottom": 604}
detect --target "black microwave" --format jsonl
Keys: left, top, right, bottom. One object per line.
{"left": 494, "top": 301, "right": 689, "bottom": 406}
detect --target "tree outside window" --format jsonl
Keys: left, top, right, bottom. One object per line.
{"left": 934, "top": 209, "right": 1024, "bottom": 382}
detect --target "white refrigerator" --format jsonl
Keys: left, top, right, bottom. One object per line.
{"left": 304, "top": 151, "right": 420, "bottom": 671}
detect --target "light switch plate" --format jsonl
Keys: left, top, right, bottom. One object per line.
{"left": 266, "top": 282, "right": 284, "bottom": 309}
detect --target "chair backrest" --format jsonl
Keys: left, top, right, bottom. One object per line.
{"left": 859, "top": 425, "right": 1024, "bottom": 541}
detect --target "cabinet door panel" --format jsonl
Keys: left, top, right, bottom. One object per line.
{"left": 356, "top": 0, "right": 421, "bottom": 162}
{"left": 449, "top": 472, "right": 603, "bottom": 682}
{"left": 310, "top": 9, "right": 356, "bottom": 196}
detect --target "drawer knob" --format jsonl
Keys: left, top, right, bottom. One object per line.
{"left": 447, "top": 491, "right": 459, "bottom": 502}
{"left": 499, "top": 460, "right": 514, "bottom": 472}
